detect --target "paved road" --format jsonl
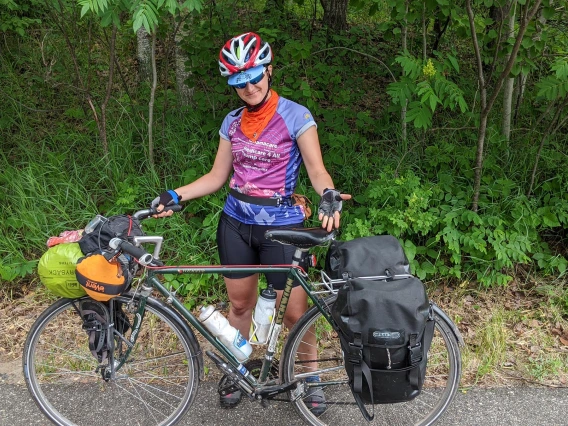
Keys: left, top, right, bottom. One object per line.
{"left": 2, "top": 382, "right": 567, "bottom": 426}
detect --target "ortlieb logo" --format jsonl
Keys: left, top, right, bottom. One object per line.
{"left": 373, "top": 331, "right": 401, "bottom": 340}
{"left": 85, "top": 280, "right": 105, "bottom": 293}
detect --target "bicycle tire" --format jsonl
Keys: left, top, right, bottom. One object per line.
{"left": 23, "top": 295, "right": 199, "bottom": 426}
{"left": 280, "top": 295, "right": 462, "bottom": 426}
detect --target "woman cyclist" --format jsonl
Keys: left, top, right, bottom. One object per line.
{"left": 152, "top": 32, "right": 351, "bottom": 415}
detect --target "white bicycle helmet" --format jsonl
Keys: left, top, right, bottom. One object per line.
{"left": 219, "top": 32, "right": 272, "bottom": 86}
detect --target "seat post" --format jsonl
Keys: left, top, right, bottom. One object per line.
{"left": 291, "top": 247, "right": 308, "bottom": 266}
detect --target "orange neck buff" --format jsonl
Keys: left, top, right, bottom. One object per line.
{"left": 240, "top": 89, "right": 279, "bottom": 142}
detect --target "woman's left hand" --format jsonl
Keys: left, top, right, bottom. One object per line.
{"left": 318, "top": 189, "right": 352, "bottom": 232}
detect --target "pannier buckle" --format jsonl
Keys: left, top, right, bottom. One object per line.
{"left": 348, "top": 342, "right": 363, "bottom": 365}
{"left": 82, "top": 320, "right": 104, "bottom": 332}
{"left": 409, "top": 341, "right": 423, "bottom": 364}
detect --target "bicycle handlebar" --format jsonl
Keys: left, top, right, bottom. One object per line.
{"left": 109, "top": 237, "right": 164, "bottom": 266}
{"left": 132, "top": 204, "right": 183, "bottom": 221}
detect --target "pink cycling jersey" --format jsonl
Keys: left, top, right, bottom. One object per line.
{"left": 220, "top": 96, "right": 316, "bottom": 225}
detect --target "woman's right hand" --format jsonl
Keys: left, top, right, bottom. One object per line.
{"left": 151, "top": 190, "right": 181, "bottom": 218}
{"left": 318, "top": 188, "right": 351, "bottom": 231}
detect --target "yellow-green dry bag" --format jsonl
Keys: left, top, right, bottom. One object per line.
{"left": 38, "top": 243, "right": 87, "bottom": 298}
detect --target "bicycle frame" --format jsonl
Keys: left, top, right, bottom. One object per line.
{"left": 123, "top": 246, "right": 337, "bottom": 396}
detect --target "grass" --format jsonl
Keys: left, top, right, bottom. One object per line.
{"left": 472, "top": 308, "right": 508, "bottom": 379}
{"left": 442, "top": 281, "right": 568, "bottom": 389}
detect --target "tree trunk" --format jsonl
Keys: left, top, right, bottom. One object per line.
{"left": 319, "top": 0, "right": 348, "bottom": 31}
{"left": 502, "top": 2, "right": 516, "bottom": 140}
{"left": 513, "top": 72, "right": 527, "bottom": 123}
{"left": 137, "top": 27, "right": 152, "bottom": 83}
{"left": 100, "top": 25, "right": 117, "bottom": 157}
{"left": 432, "top": 14, "right": 451, "bottom": 52}
{"left": 175, "top": 18, "right": 194, "bottom": 107}
{"left": 148, "top": 32, "right": 157, "bottom": 167}
{"left": 466, "top": 0, "right": 542, "bottom": 211}
{"left": 401, "top": 0, "right": 409, "bottom": 146}
{"left": 422, "top": 2, "right": 427, "bottom": 61}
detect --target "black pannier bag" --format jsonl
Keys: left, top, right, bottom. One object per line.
{"left": 328, "top": 236, "right": 434, "bottom": 421}
{"left": 325, "top": 235, "right": 411, "bottom": 280}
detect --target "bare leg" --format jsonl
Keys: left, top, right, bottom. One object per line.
{"left": 277, "top": 285, "right": 318, "bottom": 374}
{"left": 225, "top": 274, "right": 259, "bottom": 339}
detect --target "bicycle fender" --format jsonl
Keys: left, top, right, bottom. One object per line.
{"left": 431, "top": 302, "right": 465, "bottom": 347}
{"left": 144, "top": 295, "right": 205, "bottom": 380}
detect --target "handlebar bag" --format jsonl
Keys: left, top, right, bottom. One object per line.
{"left": 324, "top": 235, "right": 410, "bottom": 280}
{"left": 78, "top": 215, "right": 144, "bottom": 256}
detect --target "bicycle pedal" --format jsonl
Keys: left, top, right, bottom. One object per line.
{"left": 290, "top": 381, "right": 308, "bottom": 402}
{"left": 254, "top": 379, "right": 299, "bottom": 399}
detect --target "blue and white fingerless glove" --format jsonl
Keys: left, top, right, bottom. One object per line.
{"left": 151, "top": 190, "right": 182, "bottom": 209}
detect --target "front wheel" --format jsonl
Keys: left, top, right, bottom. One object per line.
{"left": 23, "top": 295, "right": 199, "bottom": 426}
{"left": 281, "top": 296, "right": 462, "bottom": 426}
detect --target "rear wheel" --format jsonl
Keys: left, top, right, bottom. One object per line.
{"left": 23, "top": 295, "right": 199, "bottom": 426}
{"left": 281, "top": 296, "right": 461, "bottom": 426}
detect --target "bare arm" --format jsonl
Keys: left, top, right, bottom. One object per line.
{"left": 297, "top": 126, "right": 351, "bottom": 230}
{"left": 297, "top": 126, "right": 334, "bottom": 196}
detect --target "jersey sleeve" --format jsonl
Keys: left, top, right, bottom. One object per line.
{"left": 277, "top": 99, "right": 317, "bottom": 141}
{"left": 219, "top": 108, "right": 244, "bottom": 141}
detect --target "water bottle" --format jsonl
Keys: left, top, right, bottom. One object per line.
{"left": 199, "top": 306, "right": 252, "bottom": 362}
{"left": 84, "top": 214, "right": 104, "bottom": 234}
{"left": 250, "top": 286, "right": 277, "bottom": 344}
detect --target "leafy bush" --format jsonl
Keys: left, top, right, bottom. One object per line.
{"left": 344, "top": 166, "right": 567, "bottom": 286}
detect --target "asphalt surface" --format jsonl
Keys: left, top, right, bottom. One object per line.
{"left": 2, "top": 382, "right": 567, "bottom": 426}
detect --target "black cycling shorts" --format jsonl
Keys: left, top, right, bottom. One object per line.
{"left": 216, "top": 212, "right": 308, "bottom": 290}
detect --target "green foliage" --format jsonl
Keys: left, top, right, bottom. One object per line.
{"left": 387, "top": 53, "right": 467, "bottom": 129}
{"left": 1, "top": 0, "right": 568, "bottom": 296}
{"left": 0, "top": 260, "right": 38, "bottom": 281}
{"left": 0, "top": 0, "right": 42, "bottom": 34}
{"left": 344, "top": 155, "right": 568, "bottom": 286}
{"left": 77, "top": 0, "right": 203, "bottom": 32}
{"left": 536, "top": 58, "right": 568, "bottom": 101}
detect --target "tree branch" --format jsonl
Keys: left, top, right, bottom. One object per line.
{"left": 312, "top": 47, "right": 397, "bottom": 82}
{"left": 466, "top": 0, "right": 487, "bottom": 109}
{"left": 485, "top": 0, "right": 543, "bottom": 114}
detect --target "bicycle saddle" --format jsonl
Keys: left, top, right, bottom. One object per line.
{"left": 264, "top": 228, "right": 335, "bottom": 248}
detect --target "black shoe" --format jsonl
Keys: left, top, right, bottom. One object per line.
{"left": 218, "top": 375, "right": 243, "bottom": 408}
{"left": 304, "top": 385, "right": 327, "bottom": 417}
{"left": 219, "top": 389, "right": 243, "bottom": 408}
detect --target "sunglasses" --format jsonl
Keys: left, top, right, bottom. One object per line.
{"left": 233, "top": 69, "right": 266, "bottom": 89}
